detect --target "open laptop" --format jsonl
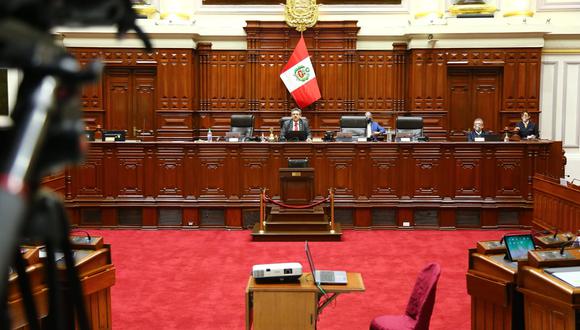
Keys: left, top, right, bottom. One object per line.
{"left": 305, "top": 241, "right": 347, "bottom": 285}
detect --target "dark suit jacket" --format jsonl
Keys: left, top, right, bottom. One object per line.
{"left": 516, "top": 121, "right": 539, "bottom": 138}
{"left": 280, "top": 118, "right": 311, "bottom": 141}
{"left": 467, "top": 130, "right": 488, "bottom": 142}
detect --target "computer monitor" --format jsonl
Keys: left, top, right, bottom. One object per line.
{"left": 102, "top": 130, "right": 126, "bottom": 141}
{"left": 288, "top": 158, "right": 308, "bottom": 168}
{"left": 504, "top": 234, "right": 535, "bottom": 262}
{"left": 284, "top": 130, "right": 307, "bottom": 142}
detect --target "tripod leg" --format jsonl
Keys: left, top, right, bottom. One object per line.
{"left": 13, "top": 248, "right": 40, "bottom": 330}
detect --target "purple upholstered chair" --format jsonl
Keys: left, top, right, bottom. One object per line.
{"left": 370, "top": 263, "right": 441, "bottom": 330}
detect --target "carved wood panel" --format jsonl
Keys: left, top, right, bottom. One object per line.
{"left": 105, "top": 69, "right": 130, "bottom": 131}
{"left": 205, "top": 51, "right": 247, "bottom": 110}
{"left": 116, "top": 148, "right": 145, "bottom": 198}
{"left": 455, "top": 157, "right": 482, "bottom": 197}
{"left": 75, "top": 155, "right": 104, "bottom": 198}
{"left": 357, "top": 52, "right": 395, "bottom": 111}
{"left": 369, "top": 155, "right": 399, "bottom": 198}
{"left": 156, "top": 150, "right": 184, "bottom": 197}
{"left": 157, "top": 50, "right": 192, "bottom": 110}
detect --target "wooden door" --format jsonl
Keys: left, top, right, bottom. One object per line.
{"left": 448, "top": 69, "right": 501, "bottom": 138}
{"left": 105, "top": 68, "right": 156, "bottom": 139}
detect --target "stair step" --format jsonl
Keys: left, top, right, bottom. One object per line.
{"left": 251, "top": 223, "right": 342, "bottom": 242}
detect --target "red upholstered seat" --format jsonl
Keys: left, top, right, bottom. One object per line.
{"left": 370, "top": 263, "right": 441, "bottom": 330}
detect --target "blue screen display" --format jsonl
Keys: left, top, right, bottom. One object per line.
{"left": 504, "top": 234, "right": 535, "bottom": 261}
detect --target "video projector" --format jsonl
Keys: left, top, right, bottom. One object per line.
{"left": 252, "top": 262, "right": 302, "bottom": 283}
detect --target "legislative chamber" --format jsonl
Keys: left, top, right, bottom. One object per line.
{"left": 4, "top": 1, "right": 580, "bottom": 329}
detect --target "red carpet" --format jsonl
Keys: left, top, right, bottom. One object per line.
{"left": 87, "top": 229, "right": 507, "bottom": 330}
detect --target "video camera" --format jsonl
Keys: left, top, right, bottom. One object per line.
{"left": 0, "top": 1, "right": 150, "bottom": 329}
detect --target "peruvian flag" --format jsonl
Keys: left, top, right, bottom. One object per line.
{"left": 280, "top": 36, "right": 321, "bottom": 109}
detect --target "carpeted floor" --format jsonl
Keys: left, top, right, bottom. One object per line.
{"left": 88, "top": 229, "right": 507, "bottom": 330}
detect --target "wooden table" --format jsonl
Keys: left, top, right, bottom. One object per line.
{"left": 245, "top": 272, "right": 365, "bottom": 330}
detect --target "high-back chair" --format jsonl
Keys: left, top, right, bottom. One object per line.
{"left": 370, "top": 263, "right": 441, "bottom": 330}
{"left": 395, "top": 116, "right": 424, "bottom": 141}
{"left": 340, "top": 116, "right": 368, "bottom": 138}
{"left": 229, "top": 114, "right": 254, "bottom": 140}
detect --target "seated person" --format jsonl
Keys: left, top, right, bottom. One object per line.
{"left": 515, "top": 111, "right": 539, "bottom": 139}
{"left": 467, "top": 118, "right": 488, "bottom": 141}
{"left": 280, "top": 108, "right": 312, "bottom": 142}
{"left": 365, "top": 112, "right": 386, "bottom": 139}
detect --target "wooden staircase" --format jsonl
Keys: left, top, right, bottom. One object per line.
{"left": 251, "top": 205, "right": 342, "bottom": 241}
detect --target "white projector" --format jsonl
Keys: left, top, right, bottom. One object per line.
{"left": 252, "top": 262, "right": 302, "bottom": 283}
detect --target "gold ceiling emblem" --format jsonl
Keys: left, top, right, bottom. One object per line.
{"left": 284, "top": 0, "right": 319, "bottom": 32}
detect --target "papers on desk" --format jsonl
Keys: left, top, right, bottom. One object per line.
{"left": 545, "top": 266, "right": 580, "bottom": 287}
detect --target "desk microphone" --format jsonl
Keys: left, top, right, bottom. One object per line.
{"left": 71, "top": 230, "right": 91, "bottom": 243}
{"left": 553, "top": 228, "right": 559, "bottom": 239}
{"left": 559, "top": 235, "right": 574, "bottom": 255}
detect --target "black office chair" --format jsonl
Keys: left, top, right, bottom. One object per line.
{"left": 229, "top": 114, "right": 254, "bottom": 141}
{"left": 340, "top": 116, "right": 367, "bottom": 140}
{"left": 395, "top": 116, "right": 424, "bottom": 141}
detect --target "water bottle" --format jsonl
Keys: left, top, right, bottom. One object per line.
{"left": 207, "top": 128, "right": 212, "bottom": 142}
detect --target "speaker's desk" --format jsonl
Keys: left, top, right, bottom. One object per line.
{"left": 245, "top": 272, "right": 365, "bottom": 330}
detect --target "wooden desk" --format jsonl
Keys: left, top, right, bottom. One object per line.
{"left": 245, "top": 272, "right": 365, "bottom": 330}
{"left": 8, "top": 244, "right": 115, "bottom": 330}
{"left": 467, "top": 247, "right": 523, "bottom": 330}
{"left": 533, "top": 174, "right": 580, "bottom": 233}
{"left": 517, "top": 249, "right": 580, "bottom": 330}
{"left": 66, "top": 140, "right": 564, "bottom": 229}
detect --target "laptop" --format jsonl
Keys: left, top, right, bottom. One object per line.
{"left": 305, "top": 241, "right": 347, "bottom": 285}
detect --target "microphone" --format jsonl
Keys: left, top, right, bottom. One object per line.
{"left": 71, "top": 230, "right": 91, "bottom": 243}
{"left": 571, "top": 178, "right": 580, "bottom": 185}
{"left": 553, "top": 228, "right": 559, "bottom": 239}
{"left": 559, "top": 235, "right": 574, "bottom": 255}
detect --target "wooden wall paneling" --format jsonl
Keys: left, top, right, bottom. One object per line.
{"left": 408, "top": 50, "right": 448, "bottom": 112}
{"left": 104, "top": 69, "right": 131, "bottom": 132}
{"left": 448, "top": 69, "right": 472, "bottom": 135}
{"left": 142, "top": 207, "right": 157, "bottom": 228}
{"left": 399, "top": 145, "right": 414, "bottom": 199}
{"left": 116, "top": 146, "right": 145, "bottom": 198}
{"left": 412, "top": 146, "right": 442, "bottom": 199}
{"left": 480, "top": 208, "right": 498, "bottom": 228}
{"left": 133, "top": 69, "right": 156, "bottom": 135}
{"left": 183, "top": 208, "right": 199, "bottom": 227}
{"left": 197, "top": 145, "right": 227, "bottom": 199}
{"left": 197, "top": 42, "right": 212, "bottom": 113}
{"left": 74, "top": 148, "right": 105, "bottom": 199}
{"left": 481, "top": 146, "right": 496, "bottom": 200}
{"left": 102, "top": 146, "right": 118, "bottom": 199}
{"left": 66, "top": 141, "right": 563, "bottom": 229}
{"left": 156, "top": 50, "right": 192, "bottom": 110}
{"left": 354, "top": 208, "right": 371, "bottom": 228}
{"left": 184, "top": 146, "right": 197, "bottom": 198}
{"left": 225, "top": 208, "right": 242, "bottom": 228}
{"left": 156, "top": 147, "right": 185, "bottom": 198}
{"left": 393, "top": 43, "right": 408, "bottom": 112}
{"left": 503, "top": 49, "right": 541, "bottom": 114}
{"left": 354, "top": 145, "right": 369, "bottom": 199}
{"left": 254, "top": 52, "right": 286, "bottom": 111}
{"left": 325, "top": 146, "right": 355, "bottom": 198}
{"left": 454, "top": 147, "right": 483, "bottom": 199}
{"left": 397, "top": 208, "right": 413, "bottom": 227}
{"left": 473, "top": 69, "right": 501, "bottom": 132}
{"left": 156, "top": 49, "right": 194, "bottom": 140}
{"left": 368, "top": 146, "right": 400, "bottom": 199}
{"left": 204, "top": 51, "right": 248, "bottom": 111}
{"left": 356, "top": 51, "right": 396, "bottom": 111}
{"left": 495, "top": 147, "right": 524, "bottom": 200}
{"left": 101, "top": 208, "right": 117, "bottom": 227}
{"left": 238, "top": 145, "right": 270, "bottom": 199}
{"left": 439, "top": 208, "right": 456, "bottom": 228}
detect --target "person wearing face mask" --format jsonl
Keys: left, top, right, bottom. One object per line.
{"left": 514, "top": 111, "right": 539, "bottom": 139}
{"left": 467, "top": 118, "right": 488, "bottom": 141}
{"left": 365, "top": 112, "right": 385, "bottom": 139}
